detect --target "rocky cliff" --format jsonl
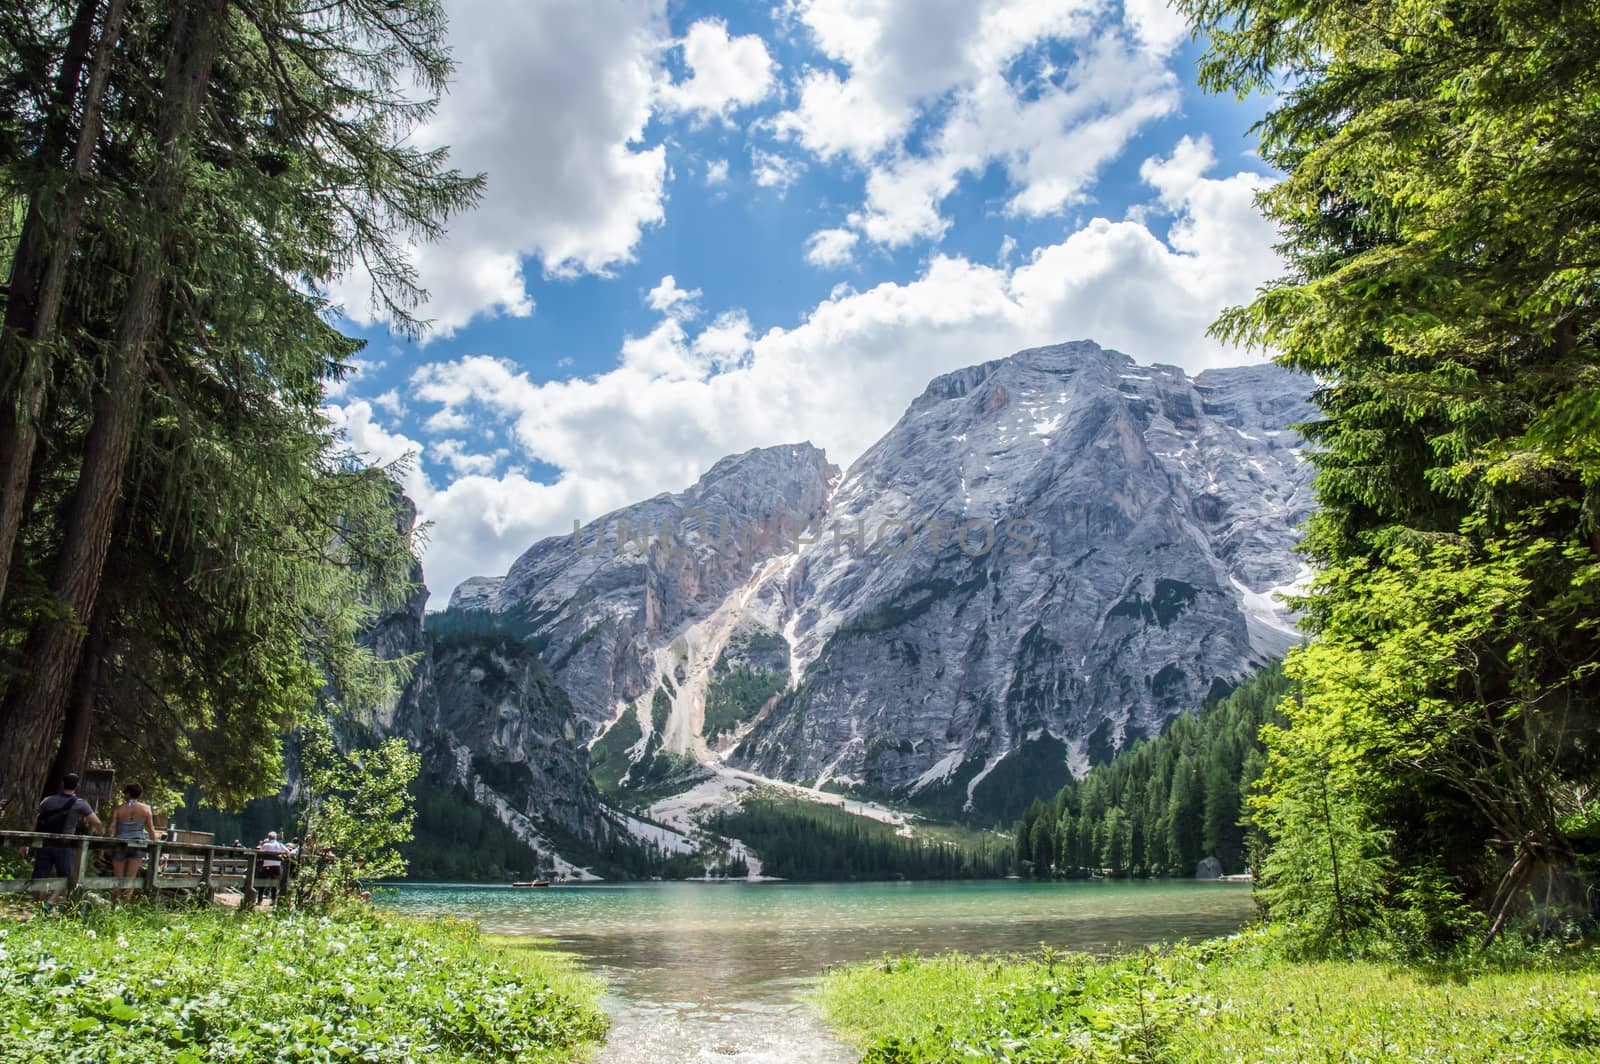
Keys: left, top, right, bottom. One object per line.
{"left": 367, "top": 541, "right": 616, "bottom": 878}
{"left": 728, "top": 342, "right": 1313, "bottom": 819}
{"left": 435, "top": 340, "right": 1315, "bottom": 827}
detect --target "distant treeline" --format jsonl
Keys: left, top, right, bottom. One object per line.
{"left": 710, "top": 794, "right": 1013, "bottom": 880}
{"left": 1015, "top": 662, "right": 1291, "bottom": 879}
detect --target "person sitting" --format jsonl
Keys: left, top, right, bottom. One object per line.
{"left": 256, "top": 831, "right": 290, "bottom": 903}
{"left": 31, "top": 772, "right": 102, "bottom": 903}
{"left": 107, "top": 784, "right": 157, "bottom": 901}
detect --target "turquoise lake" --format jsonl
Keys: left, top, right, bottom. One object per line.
{"left": 382, "top": 880, "right": 1254, "bottom": 1062}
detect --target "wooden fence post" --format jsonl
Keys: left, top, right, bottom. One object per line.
{"left": 280, "top": 854, "right": 294, "bottom": 911}
{"left": 200, "top": 847, "right": 215, "bottom": 901}
{"left": 143, "top": 841, "right": 161, "bottom": 894}
{"left": 242, "top": 853, "right": 257, "bottom": 910}
{"left": 68, "top": 838, "right": 90, "bottom": 894}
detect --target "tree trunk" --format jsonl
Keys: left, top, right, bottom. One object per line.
{"left": 0, "top": 0, "right": 230, "bottom": 827}
{"left": 0, "top": 0, "right": 124, "bottom": 611}
{"left": 46, "top": 603, "right": 110, "bottom": 787}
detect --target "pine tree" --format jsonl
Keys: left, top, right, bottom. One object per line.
{"left": 1180, "top": 0, "right": 1600, "bottom": 943}
{"left": 0, "top": 0, "right": 480, "bottom": 820}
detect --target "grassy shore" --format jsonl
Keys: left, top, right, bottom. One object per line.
{"left": 817, "top": 930, "right": 1600, "bottom": 1062}
{"left": 0, "top": 904, "right": 606, "bottom": 1062}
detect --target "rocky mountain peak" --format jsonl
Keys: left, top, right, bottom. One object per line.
{"left": 417, "top": 340, "right": 1316, "bottom": 838}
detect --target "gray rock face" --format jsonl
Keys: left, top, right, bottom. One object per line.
{"left": 448, "top": 341, "right": 1314, "bottom": 824}
{"left": 727, "top": 342, "right": 1313, "bottom": 819}
{"left": 447, "top": 576, "right": 503, "bottom": 612}
{"left": 366, "top": 544, "right": 612, "bottom": 875}
{"left": 465, "top": 443, "right": 836, "bottom": 734}
{"left": 395, "top": 631, "right": 607, "bottom": 853}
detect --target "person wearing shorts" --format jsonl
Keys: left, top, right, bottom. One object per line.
{"left": 108, "top": 784, "right": 157, "bottom": 901}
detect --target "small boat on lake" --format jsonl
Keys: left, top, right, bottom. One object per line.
{"left": 511, "top": 880, "right": 551, "bottom": 888}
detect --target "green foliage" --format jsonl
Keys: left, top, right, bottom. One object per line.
{"left": 589, "top": 706, "right": 642, "bottom": 795}
{"left": 650, "top": 686, "right": 671, "bottom": 734}
{"left": 0, "top": 0, "right": 480, "bottom": 816}
{"left": 294, "top": 715, "right": 419, "bottom": 903}
{"left": 1252, "top": 763, "right": 1395, "bottom": 956}
{"left": 1016, "top": 664, "right": 1291, "bottom": 878}
{"left": 703, "top": 667, "right": 786, "bottom": 740}
{"left": 0, "top": 907, "right": 605, "bottom": 1061}
{"left": 591, "top": 692, "right": 709, "bottom": 804}
{"left": 709, "top": 792, "right": 1012, "bottom": 880}
{"left": 1177, "top": 0, "right": 1600, "bottom": 945}
{"left": 818, "top": 931, "right": 1600, "bottom": 1063}
{"left": 404, "top": 777, "right": 549, "bottom": 883}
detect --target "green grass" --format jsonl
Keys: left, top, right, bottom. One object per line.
{"left": 0, "top": 905, "right": 607, "bottom": 1062}
{"left": 817, "top": 930, "right": 1600, "bottom": 1062}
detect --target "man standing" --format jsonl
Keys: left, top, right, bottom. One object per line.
{"left": 257, "top": 831, "right": 290, "bottom": 903}
{"left": 32, "top": 772, "right": 102, "bottom": 898}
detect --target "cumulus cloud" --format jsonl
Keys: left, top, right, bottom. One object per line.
{"left": 804, "top": 228, "right": 860, "bottom": 268}
{"left": 332, "top": 0, "right": 672, "bottom": 337}
{"left": 776, "top": 0, "right": 1102, "bottom": 162}
{"left": 431, "top": 438, "right": 510, "bottom": 477}
{"left": 777, "top": 1, "right": 1180, "bottom": 252}
{"left": 646, "top": 274, "right": 703, "bottom": 317}
{"left": 658, "top": 18, "right": 777, "bottom": 120}
{"left": 705, "top": 158, "right": 730, "bottom": 185}
{"left": 752, "top": 148, "right": 805, "bottom": 190}
{"left": 1122, "top": 0, "right": 1190, "bottom": 55}
{"left": 375, "top": 139, "right": 1280, "bottom": 602}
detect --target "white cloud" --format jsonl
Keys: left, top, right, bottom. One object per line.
{"left": 1122, "top": 0, "right": 1190, "bottom": 55}
{"left": 646, "top": 274, "right": 702, "bottom": 317}
{"left": 777, "top": 2, "right": 1180, "bottom": 253}
{"left": 424, "top": 407, "right": 472, "bottom": 434}
{"left": 373, "top": 389, "right": 407, "bottom": 417}
{"left": 692, "top": 311, "right": 755, "bottom": 367}
{"left": 775, "top": 0, "right": 1103, "bottom": 163}
{"left": 432, "top": 438, "right": 510, "bottom": 477}
{"left": 658, "top": 18, "right": 777, "bottom": 120}
{"left": 705, "top": 158, "right": 730, "bottom": 185}
{"left": 399, "top": 140, "right": 1281, "bottom": 602}
{"left": 323, "top": 400, "right": 423, "bottom": 471}
{"left": 860, "top": 33, "right": 1178, "bottom": 246}
{"left": 804, "top": 227, "right": 860, "bottom": 267}
{"left": 752, "top": 148, "right": 805, "bottom": 190}
{"left": 332, "top": 0, "right": 672, "bottom": 337}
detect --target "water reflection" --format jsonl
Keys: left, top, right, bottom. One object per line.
{"left": 383, "top": 880, "right": 1253, "bottom": 1063}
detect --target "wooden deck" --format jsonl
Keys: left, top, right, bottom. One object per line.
{"left": 0, "top": 829, "right": 296, "bottom": 906}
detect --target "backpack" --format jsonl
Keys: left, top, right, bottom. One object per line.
{"left": 35, "top": 794, "right": 83, "bottom": 835}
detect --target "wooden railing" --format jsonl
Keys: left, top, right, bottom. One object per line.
{"left": 0, "top": 830, "right": 296, "bottom": 906}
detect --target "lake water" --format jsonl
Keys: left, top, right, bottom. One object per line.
{"left": 382, "top": 880, "right": 1254, "bottom": 1062}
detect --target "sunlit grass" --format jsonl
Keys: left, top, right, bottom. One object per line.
{"left": 817, "top": 930, "right": 1600, "bottom": 1062}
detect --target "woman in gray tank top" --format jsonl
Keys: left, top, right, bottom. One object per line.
{"left": 108, "top": 784, "right": 157, "bottom": 900}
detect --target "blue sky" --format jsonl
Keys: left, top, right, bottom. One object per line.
{"left": 321, "top": 0, "right": 1282, "bottom": 604}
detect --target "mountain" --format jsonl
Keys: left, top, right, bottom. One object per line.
{"left": 365, "top": 517, "right": 618, "bottom": 879}
{"left": 729, "top": 342, "right": 1314, "bottom": 820}
{"left": 412, "top": 339, "right": 1314, "bottom": 862}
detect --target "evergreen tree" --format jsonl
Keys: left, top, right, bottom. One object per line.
{"left": 0, "top": 0, "right": 480, "bottom": 820}
{"left": 1014, "top": 663, "right": 1294, "bottom": 879}
{"left": 1180, "top": 0, "right": 1600, "bottom": 943}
